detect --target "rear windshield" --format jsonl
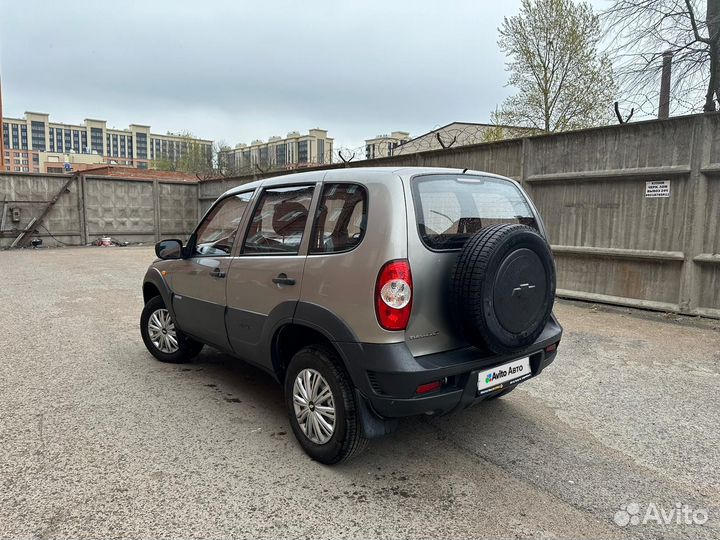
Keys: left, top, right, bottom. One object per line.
{"left": 411, "top": 174, "right": 537, "bottom": 250}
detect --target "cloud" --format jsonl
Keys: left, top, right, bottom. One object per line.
{"left": 1, "top": 0, "right": 522, "bottom": 149}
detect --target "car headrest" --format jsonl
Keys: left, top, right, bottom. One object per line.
{"left": 272, "top": 201, "right": 308, "bottom": 237}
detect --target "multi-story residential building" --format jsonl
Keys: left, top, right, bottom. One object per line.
{"left": 220, "top": 129, "right": 333, "bottom": 173}
{"left": 364, "top": 131, "right": 411, "bottom": 159}
{"left": 2, "top": 112, "right": 213, "bottom": 173}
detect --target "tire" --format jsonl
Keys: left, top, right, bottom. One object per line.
{"left": 285, "top": 345, "right": 367, "bottom": 465}
{"left": 140, "top": 295, "right": 203, "bottom": 363}
{"left": 451, "top": 224, "right": 556, "bottom": 355}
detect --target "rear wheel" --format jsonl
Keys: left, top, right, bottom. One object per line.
{"left": 285, "top": 345, "right": 367, "bottom": 464}
{"left": 140, "top": 295, "right": 203, "bottom": 363}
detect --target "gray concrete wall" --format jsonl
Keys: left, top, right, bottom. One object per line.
{"left": 0, "top": 173, "right": 199, "bottom": 248}
{"left": 3, "top": 113, "right": 718, "bottom": 317}
{"left": 0, "top": 172, "right": 84, "bottom": 248}
{"left": 202, "top": 112, "right": 720, "bottom": 317}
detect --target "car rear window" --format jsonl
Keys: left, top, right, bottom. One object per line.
{"left": 411, "top": 174, "right": 537, "bottom": 250}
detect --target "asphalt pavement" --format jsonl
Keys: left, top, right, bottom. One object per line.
{"left": 1, "top": 246, "right": 718, "bottom": 539}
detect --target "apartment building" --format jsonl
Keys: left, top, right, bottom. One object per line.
{"left": 364, "top": 131, "right": 411, "bottom": 159}
{"left": 220, "top": 129, "right": 333, "bottom": 173}
{"left": 2, "top": 112, "right": 213, "bottom": 173}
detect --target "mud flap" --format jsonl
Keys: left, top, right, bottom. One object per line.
{"left": 355, "top": 389, "right": 398, "bottom": 439}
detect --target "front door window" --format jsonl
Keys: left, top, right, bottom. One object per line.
{"left": 195, "top": 191, "right": 254, "bottom": 256}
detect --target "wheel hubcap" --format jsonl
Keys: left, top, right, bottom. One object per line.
{"left": 293, "top": 368, "right": 336, "bottom": 444}
{"left": 147, "top": 308, "right": 179, "bottom": 354}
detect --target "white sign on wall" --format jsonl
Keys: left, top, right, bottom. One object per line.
{"left": 645, "top": 180, "right": 671, "bottom": 198}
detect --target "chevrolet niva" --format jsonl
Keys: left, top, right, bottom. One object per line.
{"left": 140, "top": 167, "right": 562, "bottom": 464}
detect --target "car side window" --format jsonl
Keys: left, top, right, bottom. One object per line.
{"left": 194, "top": 191, "right": 253, "bottom": 257}
{"left": 242, "top": 185, "right": 314, "bottom": 255}
{"left": 309, "top": 183, "right": 367, "bottom": 254}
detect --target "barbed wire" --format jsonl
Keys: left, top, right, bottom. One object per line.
{"left": 211, "top": 123, "right": 539, "bottom": 178}
{"left": 333, "top": 123, "right": 537, "bottom": 165}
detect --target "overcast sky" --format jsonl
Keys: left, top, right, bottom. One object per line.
{"left": 0, "top": 0, "right": 602, "bottom": 151}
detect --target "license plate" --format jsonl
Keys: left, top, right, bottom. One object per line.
{"left": 477, "top": 357, "right": 532, "bottom": 395}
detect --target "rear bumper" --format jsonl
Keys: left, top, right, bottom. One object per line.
{"left": 338, "top": 314, "right": 562, "bottom": 419}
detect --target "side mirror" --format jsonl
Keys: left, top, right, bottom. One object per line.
{"left": 155, "top": 239, "right": 183, "bottom": 260}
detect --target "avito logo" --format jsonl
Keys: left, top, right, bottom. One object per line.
{"left": 485, "top": 364, "right": 524, "bottom": 384}
{"left": 486, "top": 369, "right": 507, "bottom": 384}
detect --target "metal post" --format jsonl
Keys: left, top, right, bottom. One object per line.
{"left": 659, "top": 51, "right": 673, "bottom": 119}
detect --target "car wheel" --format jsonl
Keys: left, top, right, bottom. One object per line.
{"left": 285, "top": 345, "right": 367, "bottom": 464}
{"left": 140, "top": 295, "right": 203, "bottom": 363}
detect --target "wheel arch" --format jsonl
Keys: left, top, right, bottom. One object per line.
{"left": 269, "top": 302, "right": 359, "bottom": 383}
{"left": 142, "top": 268, "right": 178, "bottom": 323}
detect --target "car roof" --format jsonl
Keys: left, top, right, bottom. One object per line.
{"left": 219, "top": 166, "right": 512, "bottom": 198}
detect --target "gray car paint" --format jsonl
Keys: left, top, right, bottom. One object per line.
{"left": 150, "top": 166, "right": 549, "bottom": 361}
{"left": 401, "top": 172, "right": 546, "bottom": 356}
{"left": 300, "top": 169, "right": 409, "bottom": 345}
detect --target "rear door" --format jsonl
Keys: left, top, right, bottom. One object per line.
{"left": 404, "top": 173, "right": 539, "bottom": 356}
{"left": 225, "top": 183, "right": 317, "bottom": 367}
{"left": 170, "top": 191, "right": 254, "bottom": 349}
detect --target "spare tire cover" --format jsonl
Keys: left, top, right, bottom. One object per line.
{"left": 450, "top": 223, "right": 556, "bottom": 354}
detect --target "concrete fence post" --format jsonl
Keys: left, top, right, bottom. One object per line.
{"left": 520, "top": 137, "right": 532, "bottom": 196}
{"left": 77, "top": 174, "right": 88, "bottom": 245}
{"left": 677, "top": 114, "right": 707, "bottom": 312}
{"left": 152, "top": 180, "right": 161, "bottom": 242}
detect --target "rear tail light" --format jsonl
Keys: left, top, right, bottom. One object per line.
{"left": 545, "top": 342, "right": 559, "bottom": 353}
{"left": 375, "top": 259, "right": 413, "bottom": 330}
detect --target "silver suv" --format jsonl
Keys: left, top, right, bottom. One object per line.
{"left": 141, "top": 167, "right": 562, "bottom": 464}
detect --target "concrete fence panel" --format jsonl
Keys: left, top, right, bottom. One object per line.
{"left": 524, "top": 116, "right": 704, "bottom": 315}
{"left": 83, "top": 177, "right": 156, "bottom": 244}
{"left": 3, "top": 113, "right": 719, "bottom": 318}
{"left": 207, "top": 112, "right": 720, "bottom": 318}
{"left": 0, "top": 173, "right": 82, "bottom": 248}
{"left": 0, "top": 173, "right": 199, "bottom": 248}
{"left": 159, "top": 182, "right": 199, "bottom": 240}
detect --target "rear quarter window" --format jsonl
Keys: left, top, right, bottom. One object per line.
{"left": 309, "top": 183, "right": 367, "bottom": 254}
{"left": 411, "top": 175, "right": 537, "bottom": 250}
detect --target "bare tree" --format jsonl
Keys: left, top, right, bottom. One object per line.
{"left": 497, "top": 0, "right": 617, "bottom": 132}
{"left": 604, "top": 0, "right": 720, "bottom": 115}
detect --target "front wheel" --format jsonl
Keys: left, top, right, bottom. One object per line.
{"left": 140, "top": 295, "right": 203, "bottom": 363}
{"left": 285, "top": 345, "right": 367, "bottom": 464}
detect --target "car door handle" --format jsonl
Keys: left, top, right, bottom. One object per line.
{"left": 272, "top": 273, "right": 296, "bottom": 286}
{"left": 209, "top": 267, "right": 226, "bottom": 278}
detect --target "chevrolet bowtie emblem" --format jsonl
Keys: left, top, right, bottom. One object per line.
{"left": 512, "top": 283, "right": 536, "bottom": 298}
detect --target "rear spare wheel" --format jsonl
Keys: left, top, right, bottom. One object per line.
{"left": 450, "top": 224, "right": 555, "bottom": 354}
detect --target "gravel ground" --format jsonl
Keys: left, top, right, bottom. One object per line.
{"left": 1, "top": 246, "right": 718, "bottom": 539}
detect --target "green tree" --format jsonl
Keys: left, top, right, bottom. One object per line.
{"left": 483, "top": 108, "right": 510, "bottom": 142}
{"left": 152, "top": 131, "right": 215, "bottom": 179}
{"left": 496, "top": 0, "right": 616, "bottom": 132}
